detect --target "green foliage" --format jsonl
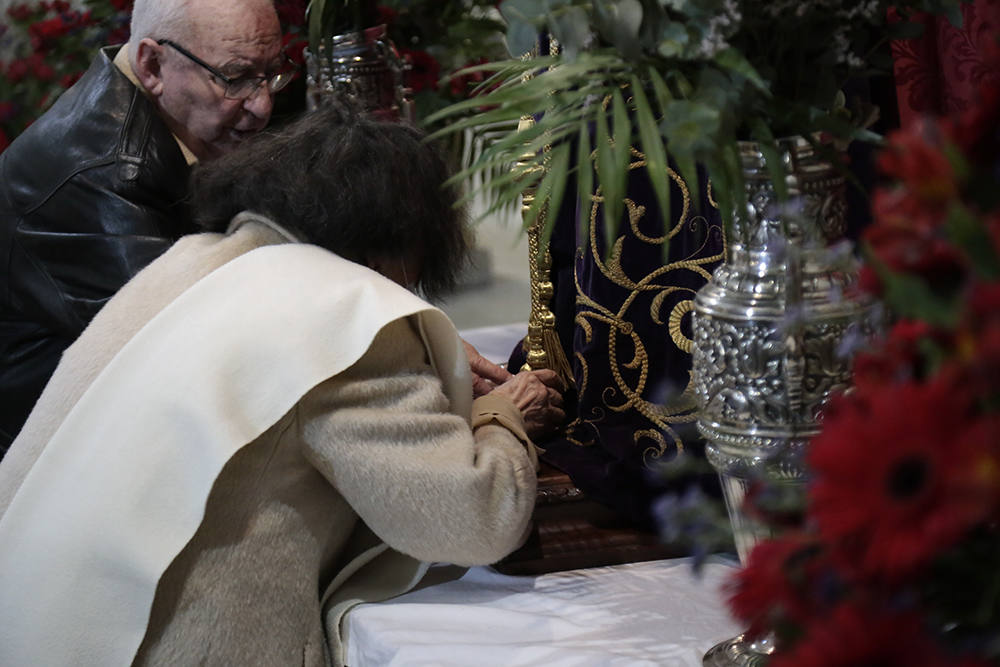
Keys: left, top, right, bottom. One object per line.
{"left": 428, "top": 0, "right": 967, "bottom": 235}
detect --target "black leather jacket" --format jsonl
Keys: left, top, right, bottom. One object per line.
{"left": 0, "top": 46, "right": 194, "bottom": 453}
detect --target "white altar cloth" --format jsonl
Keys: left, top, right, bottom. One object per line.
{"left": 344, "top": 557, "right": 742, "bottom": 666}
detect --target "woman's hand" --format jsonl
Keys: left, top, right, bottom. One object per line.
{"left": 491, "top": 369, "right": 566, "bottom": 440}
{"left": 462, "top": 339, "right": 514, "bottom": 398}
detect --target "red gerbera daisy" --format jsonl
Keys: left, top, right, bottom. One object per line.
{"left": 727, "top": 533, "right": 835, "bottom": 640}
{"left": 769, "top": 602, "right": 991, "bottom": 667}
{"left": 807, "top": 369, "right": 997, "bottom": 581}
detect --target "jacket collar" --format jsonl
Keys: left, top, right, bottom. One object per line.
{"left": 112, "top": 44, "right": 198, "bottom": 167}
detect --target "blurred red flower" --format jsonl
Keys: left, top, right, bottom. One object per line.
{"left": 59, "top": 71, "right": 82, "bottom": 88}
{"left": 6, "top": 59, "right": 31, "bottom": 83}
{"left": 32, "top": 60, "right": 54, "bottom": 81}
{"left": 376, "top": 5, "right": 398, "bottom": 26}
{"left": 851, "top": 319, "right": 937, "bottom": 388}
{"left": 878, "top": 119, "right": 958, "bottom": 205}
{"left": 861, "top": 199, "right": 967, "bottom": 296}
{"left": 7, "top": 4, "right": 35, "bottom": 21}
{"left": 275, "top": 0, "right": 306, "bottom": 27}
{"left": 401, "top": 48, "right": 440, "bottom": 93}
{"left": 808, "top": 371, "right": 999, "bottom": 580}
{"left": 769, "top": 602, "right": 990, "bottom": 667}
{"left": 727, "top": 533, "right": 833, "bottom": 640}
{"left": 29, "top": 15, "right": 74, "bottom": 45}
{"left": 730, "top": 44, "right": 1000, "bottom": 664}
{"left": 448, "top": 58, "right": 488, "bottom": 97}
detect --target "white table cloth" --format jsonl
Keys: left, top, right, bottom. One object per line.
{"left": 344, "top": 557, "right": 742, "bottom": 666}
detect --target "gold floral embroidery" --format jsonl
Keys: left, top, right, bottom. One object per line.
{"left": 568, "top": 149, "right": 722, "bottom": 464}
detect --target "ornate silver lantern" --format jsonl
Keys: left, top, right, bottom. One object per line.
{"left": 304, "top": 24, "right": 412, "bottom": 119}
{"left": 692, "top": 137, "right": 872, "bottom": 666}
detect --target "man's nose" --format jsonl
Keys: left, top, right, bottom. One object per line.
{"left": 242, "top": 82, "right": 274, "bottom": 118}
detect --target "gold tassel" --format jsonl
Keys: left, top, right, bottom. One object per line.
{"left": 542, "top": 327, "right": 575, "bottom": 390}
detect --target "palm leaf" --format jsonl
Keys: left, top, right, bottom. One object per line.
{"left": 576, "top": 119, "right": 595, "bottom": 237}
{"left": 631, "top": 74, "right": 671, "bottom": 257}
{"left": 540, "top": 141, "right": 571, "bottom": 250}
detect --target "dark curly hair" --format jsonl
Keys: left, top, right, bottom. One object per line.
{"left": 189, "top": 104, "right": 469, "bottom": 299}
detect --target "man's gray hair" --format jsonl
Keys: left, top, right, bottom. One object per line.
{"left": 127, "top": 0, "right": 192, "bottom": 55}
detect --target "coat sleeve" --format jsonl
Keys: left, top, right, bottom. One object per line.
{"left": 297, "top": 317, "right": 538, "bottom": 567}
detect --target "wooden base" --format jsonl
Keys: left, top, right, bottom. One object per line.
{"left": 494, "top": 462, "right": 678, "bottom": 575}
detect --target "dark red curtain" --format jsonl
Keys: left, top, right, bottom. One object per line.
{"left": 891, "top": 0, "right": 1000, "bottom": 125}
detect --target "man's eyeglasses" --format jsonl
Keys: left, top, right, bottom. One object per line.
{"left": 157, "top": 39, "right": 296, "bottom": 100}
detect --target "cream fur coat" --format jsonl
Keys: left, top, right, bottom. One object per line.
{"left": 0, "top": 215, "right": 538, "bottom": 666}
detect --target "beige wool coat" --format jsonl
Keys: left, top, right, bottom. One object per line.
{"left": 0, "top": 214, "right": 538, "bottom": 666}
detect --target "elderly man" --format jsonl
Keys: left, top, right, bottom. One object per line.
{"left": 0, "top": 0, "right": 289, "bottom": 453}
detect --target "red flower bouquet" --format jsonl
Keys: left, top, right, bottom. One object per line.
{"left": 0, "top": 0, "right": 133, "bottom": 150}
{"left": 726, "top": 72, "right": 1000, "bottom": 665}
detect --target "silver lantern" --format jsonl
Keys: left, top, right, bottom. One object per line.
{"left": 304, "top": 24, "right": 412, "bottom": 119}
{"left": 692, "top": 137, "right": 871, "bottom": 666}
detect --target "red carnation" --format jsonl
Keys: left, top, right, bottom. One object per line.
{"left": 109, "top": 0, "right": 133, "bottom": 11}
{"left": 769, "top": 602, "right": 990, "bottom": 667}
{"left": 808, "top": 370, "right": 999, "bottom": 580}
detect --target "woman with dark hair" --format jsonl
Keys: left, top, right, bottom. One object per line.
{"left": 190, "top": 103, "right": 468, "bottom": 300}
{"left": 0, "top": 107, "right": 564, "bottom": 666}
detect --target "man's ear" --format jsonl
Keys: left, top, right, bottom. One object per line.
{"left": 133, "top": 38, "right": 165, "bottom": 97}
